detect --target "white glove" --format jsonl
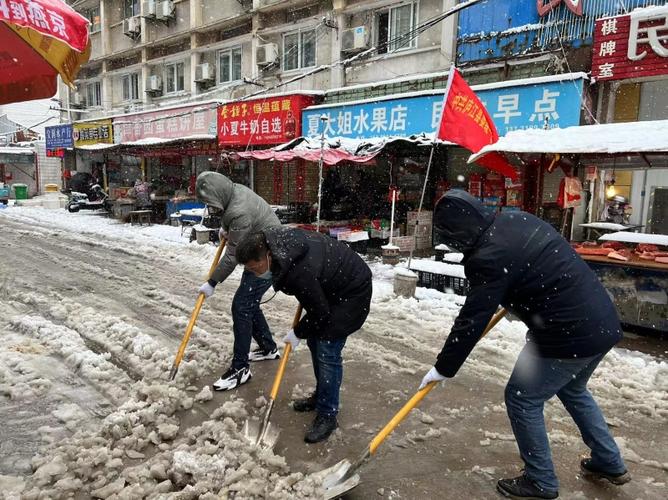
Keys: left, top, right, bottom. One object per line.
{"left": 419, "top": 367, "right": 447, "bottom": 390}
{"left": 199, "top": 282, "right": 215, "bottom": 298}
{"left": 283, "top": 329, "right": 300, "bottom": 349}
{"left": 218, "top": 227, "right": 228, "bottom": 241}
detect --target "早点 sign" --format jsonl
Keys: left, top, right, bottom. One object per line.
{"left": 592, "top": 5, "right": 668, "bottom": 81}
{"left": 218, "top": 94, "right": 315, "bottom": 146}
{"left": 302, "top": 75, "right": 585, "bottom": 139}
{"left": 45, "top": 124, "right": 73, "bottom": 150}
{"left": 73, "top": 120, "right": 113, "bottom": 146}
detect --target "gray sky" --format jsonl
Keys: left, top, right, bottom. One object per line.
{"left": 2, "top": 96, "right": 61, "bottom": 138}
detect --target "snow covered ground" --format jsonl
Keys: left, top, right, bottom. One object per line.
{"left": 0, "top": 206, "right": 666, "bottom": 499}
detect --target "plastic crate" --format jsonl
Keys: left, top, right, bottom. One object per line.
{"left": 413, "top": 270, "right": 470, "bottom": 295}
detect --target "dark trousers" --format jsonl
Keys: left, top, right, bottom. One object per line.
{"left": 231, "top": 270, "right": 276, "bottom": 370}
{"left": 306, "top": 337, "right": 347, "bottom": 417}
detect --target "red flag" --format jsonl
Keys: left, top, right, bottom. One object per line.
{"left": 437, "top": 67, "right": 518, "bottom": 180}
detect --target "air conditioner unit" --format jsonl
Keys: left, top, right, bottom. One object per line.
{"left": 341, "top": 26, "right": 368, "bottom": 52}
{"left": 146, "top": 75, "right": 162, "bottom": 93}
{"left": 256, "top": 43, "right": 278, "bottom": 67}
{"left": 156, "top": 0, "right": 175, "bottom": 21}
{"left": 195, "top": 63, "right": 214, "bottom": 82}
{"left": 72, "top": 91, "right": 85, "bottom": 106}
{"left": 123, "top": 16, "right": 141, "bottom": 38}
{"left": 142, "top": 0, "right": 156, "bottom": 18}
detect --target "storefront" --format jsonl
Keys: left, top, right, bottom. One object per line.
{"left": 217, "top": 93, "right": 319, "bottom": 215}
{"left": 44, "top": 124, "right": 74, "bottom": 190}
{"left": 0, "top": 146, "right": 35, "bottom": 198}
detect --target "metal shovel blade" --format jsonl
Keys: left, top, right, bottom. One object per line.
{"left": 241, "top": 418, "right": 281, "bottom": 450}
{"left": 319, "top": 459, "right": 361, "bottom": 500}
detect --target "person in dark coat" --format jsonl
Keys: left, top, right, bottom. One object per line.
{"left": 236, "top": 227, "right": 372, "bottom": 443}
{"left": 419, "top": 189, "right": 629, "bottom": 499}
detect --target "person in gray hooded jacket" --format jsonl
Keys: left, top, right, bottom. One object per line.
{"left": 195, "top": 171, "right": 282, "bottom": 391}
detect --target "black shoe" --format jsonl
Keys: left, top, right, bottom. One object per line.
{"left": 292, "top": 393, "right": 317, "bottom": 412}
{"left": 248, "top": 347, "right": 280, "bottom": 362}
{"left": 497, "top": 473, "right": 558, "bottom": 499}
{"left": 212, "top": 366, "right": 251, "bottom": 391}
{"left": 580, "top": 458, "right": 631, "bottom": 485}
{"left": 304, "top": 414, "right": 338, "bottom": 443}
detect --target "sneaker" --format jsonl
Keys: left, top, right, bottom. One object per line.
{"left": 304, "top": 413, "right": 338, "bottom": 443}
{"left": 248, "top": 347, "right": 280, "bottom": 362}
{"left": 580, "top": 458, "right": 631, "bottom": 485}
{"left": 292, "top": 393, "right": 317, "bottom": 412}
{"left": 212, "top": 366, "right": 251, "bottom": 391}
{"left": 497, "top": 473, "right": 559, "bottom": 499}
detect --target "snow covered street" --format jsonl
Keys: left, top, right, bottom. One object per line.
{"left": 0, "top": 206, "right": 666, "bottom": 499}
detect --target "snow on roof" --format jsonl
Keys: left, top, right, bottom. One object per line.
{"left": 120, "top": 134, "right": 216, "bottom": 147}
{"left": 277, "top": 133, "right": 447, "bottom": 154}
{"left": 470, "top": 72, "right": 588, "bottom": 92}
{"left": 76, "top": 143, "right": 118, "bottom": 151}
{"left": 469, "top": 120, "right": 668, "bottom": 163}
{"left": 0, "top": 147, "right": 34, "bottom": 155}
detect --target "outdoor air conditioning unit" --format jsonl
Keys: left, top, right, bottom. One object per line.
{"left": 341, "top": 26, "right": 368, "bottom": 52}
{"left": 123, "top": 16, "right": 141, "bottom": 38}
{"left": 72, "top": 91, "right": 85, "bottom": 106}
{"left": 156, "top": 0, "right": 175, "bottom": 21}
{"left": 256, "top": 43, "right": 278, "bottom": 67}
{"left": 146, "top": 75, "right": 162, "bottom": 93}
{"left": 142, "top": 0, "right": 157, "bottom": 18}
{"left": 195, "top": 63, "right": 214, "bottom": 83}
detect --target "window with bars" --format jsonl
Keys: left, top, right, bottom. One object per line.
{"left": 124, "top": 0, "right": 139, "bottom": 18}
{"left": 219, "top": 47, "right": 242, "bottom": 83}
{"left": 86, "top": 82, "right": 102, "bottom": 107}
{"left": 283, "top": 28, "right": 316, "bottom": 71}
{"left": 84, "top": 5, "right": 101, "bottom": 33}
{"left": 377, "top": 2, "right": 418, "bottom": 54}
{"left": 165, "top": 62, "right": 185, "bottom": 94}
{"left": 122, "top": 73, "right": 139, "bottom": 101}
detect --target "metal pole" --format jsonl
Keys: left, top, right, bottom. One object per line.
{"left": 316, "top": 114, "right": 327, "bottom": 232}
{"left": 407, "top": 143, "right": 436, "bottom": 270}
{"left": 389, "top": 188, "right": 396, "bottom": 245}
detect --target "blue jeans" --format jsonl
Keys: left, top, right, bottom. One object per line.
{"left": 231, "top": 270, "right": 276, "bottom": 370}
{"left": 505, "top": 344, "right": 626, "bottom": 492}
{"left": 306, "top": 337, "right": 347, "bottom": 417}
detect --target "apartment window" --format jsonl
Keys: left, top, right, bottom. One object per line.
{"left": 219, "top": 47, "right": 242, "bottom": 83}
{"left": 122, "top": 73, "right": 139, "bottom": 101}
{"left": 124, "top": 0, "right": 139, "bottom": 18}
{"left": 165, "top": 62, "right": 185, "bottom": 93}
{"left": 84, "top": 5, "right": 101, "bottom": 33}
{"left": 283, "top": 28, "right": 316, "bottom": 71}
{"left": 86, "top": 82, "right": 102, "bottom": 107}
{"left": 377, "top": 2, "right": 418, "bottom": 54}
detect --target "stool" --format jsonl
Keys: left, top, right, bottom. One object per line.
{"left": 130, "top": 210, "right": 152, "bottom": 226}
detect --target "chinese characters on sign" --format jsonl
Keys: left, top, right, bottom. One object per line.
{"left": 73, "top": 121, "right": 113, "bottom": 146}
{"left": 45, "top": 124, "right": 73, "bottom": 150}
{"left": 592, "top": 5, "right": 668, "bottom": 81}
{"left": 0, "top": 0, "right": 89, "bottom": 52}
{"left": 302, "top": 77, "right": 585, "bottom": 139}
{"left": 217, "top": 94, "right": 315, "bottom": 146}
{"left": 113, "top": 105, "right": 217, "bottom": 143}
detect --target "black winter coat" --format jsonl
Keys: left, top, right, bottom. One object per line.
{"left": 433, "top": 190, "right": 623, "bottom": 378}
{"left": 264, "top": 227, "right": 372, "bottom": 340}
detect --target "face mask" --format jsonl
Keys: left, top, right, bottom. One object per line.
{"left": 258, "top": 254, "right": 272, "bottom": 280}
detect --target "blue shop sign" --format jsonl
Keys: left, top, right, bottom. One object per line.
{"left": 302, "top": 77, "right": 584, "bottom": 139}
{"left": 45, "top": 124, "right": 74, "bottom": 149}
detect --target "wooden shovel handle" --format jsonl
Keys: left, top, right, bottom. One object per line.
{"left": 170, "top": 241, "right": 226, "bottom": 379}
{"left": 269, "top": 304, "right": 303, "bottom": 400}
{"left": 368, "top": 308, "right": 507, "bottom": 455}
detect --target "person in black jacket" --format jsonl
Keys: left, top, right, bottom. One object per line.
{"left": 419, "top": 190, "right": 629, "bottom": 499}
{"left": 236, "top": 227, "right": 372, "bottom": 443}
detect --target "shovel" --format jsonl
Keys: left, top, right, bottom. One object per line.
{"left": 243, "top": 304, "right": 303, "bottom": 449}
{"left": 320, "top": 307, "right": 508, "bottom": 499}
{"left": 168, "top": 241, "right": 226, "bottom": 381}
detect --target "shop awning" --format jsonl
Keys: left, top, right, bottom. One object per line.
{"left": 75, "top": 134, "right": 217, "bottom": 155}
{"left": 234, "top": 134, "right": 443, "bottom": 165}
{"left": 468, "top": 120, "right": 668, "bottom": 166}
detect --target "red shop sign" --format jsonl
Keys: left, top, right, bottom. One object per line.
{"left": 592, "top": 5, "right": 668, "bottom": 82}
{"left": 218, "top": 94, "right": 315, "bottom": 146}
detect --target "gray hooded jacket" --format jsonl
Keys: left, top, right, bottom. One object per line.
{"left": 196, "top": 171, "right": 281, "bottom": 284}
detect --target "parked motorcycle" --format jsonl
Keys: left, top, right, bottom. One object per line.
{"left": 66, "top": 184, "right": 110, "bottom": 213}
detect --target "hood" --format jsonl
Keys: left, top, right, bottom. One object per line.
{"left": 434, "top": 189, "right": 495, "bottom": 255}
{"left": 264, "top": 227, "right": 309, "bottom": 288}
{"left": 195, "top": 171, "right": 234, "bottom": 210}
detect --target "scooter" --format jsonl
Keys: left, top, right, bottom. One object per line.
{"left": 66, "top": 184, "right": 110, "bottom": 213}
